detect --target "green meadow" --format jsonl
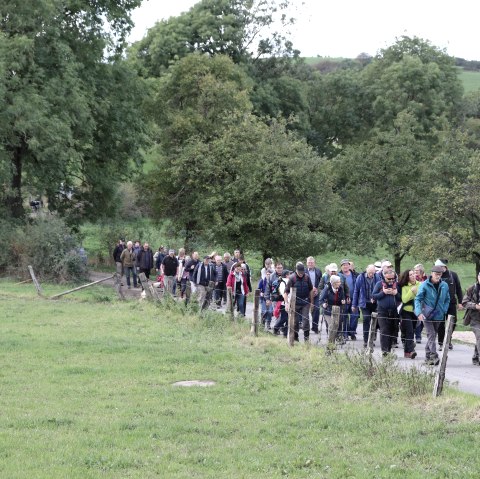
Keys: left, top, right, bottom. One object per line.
{"left": 1, "top": 280, "right": 480, "bottom": 478}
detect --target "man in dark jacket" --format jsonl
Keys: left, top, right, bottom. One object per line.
{"left": 284, "top": 262, "right": 314, "bottom": 342}
{"left": 136, "top": 242, "right": 154, "bottom": 285}
{"left": 306, "top": 256, "right": 323, "bottom": 334}
{"left": 113, "top": 238, "right": 125, "bottom": 281}
{"left": 213, "top": 255, "right": 229, "bottom": 307}
{"left": 373, "top": 270, "right": 401, "bottom": 355}
{"left": 193, "top": 256, "right": 217, "bottom": 309}
{"left": 435, "top": 259, "right": 463, "bottom": 351}
{"left": 162, "top": 249, "right": 179, "bottom": 295}
{"left": 352, "top": 264, "right": 378, "bottom": 348}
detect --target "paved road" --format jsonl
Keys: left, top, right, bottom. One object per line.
{"left": 91, "top": 273, "right": 480, "bottom": 396}
{"left": 227, "top": 301, "right": 480, "bottom": 397}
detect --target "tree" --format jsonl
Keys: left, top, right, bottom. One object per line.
{"left": 363, "top": 36, "right": 463, "bottom": 140}
{"left": 129, "top": 0, "right": 297, "bottom": 77}
{"left": 336, "top": 112, "right": 430, "bottom": 272}
{"left": 0, "top": 0, "right": 148, "bottom": 221}
{"left": 408, "top": 132, "right": 480, "bottom": 273}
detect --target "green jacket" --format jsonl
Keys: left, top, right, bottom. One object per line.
{"left": 120, "top": 248, "right": 136, "bottom": 267}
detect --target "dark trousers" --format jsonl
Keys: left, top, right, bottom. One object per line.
{"left": 294, "top": 300, "right": 310, "bottom": 341}
{"left": 311, "top": 295, "right": 320, "bottom": 333}
{"left": 377, "top": 309, "right": 399, "bottom": 353}
{"left": 273, "top": 305, "right": 288, "bottom": 337}
{"left": 361, "top": 302, "right": 377, "bottom": 344}
{"left": 400, "top": 310, "right": 417, "bottom": 353}
{"left": 438, "top": 303, "right": 457, "bottom": 345}
{"left": 214, "top": 280, "right": 226, "bottom": 306}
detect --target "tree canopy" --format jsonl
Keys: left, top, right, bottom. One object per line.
{"left": 0, "top": 0, "right": 148, "bottom": 222}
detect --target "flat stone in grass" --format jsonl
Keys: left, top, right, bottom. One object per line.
{"left": 173, "top": 380, "right": 216, "bottom": 387}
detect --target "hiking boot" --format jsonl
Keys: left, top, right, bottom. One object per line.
{"left": 448, "top": 343, "right": 453, "bottom": 350}
{"left": 404, "top": 351, "right": 417, "bottom": 359}
{"left": 438, "top": 343, "right": 443, "bottom": 351}
{"left": 473, "top": 356, "right": 479, "bottom": 366}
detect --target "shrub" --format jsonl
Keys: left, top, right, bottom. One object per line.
{"left": 2, "top": 215, "right": 88, "bottom": 282}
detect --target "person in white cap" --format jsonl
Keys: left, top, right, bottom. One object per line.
{"left": 414, "top": 265, "right": 450, "bottom": 366}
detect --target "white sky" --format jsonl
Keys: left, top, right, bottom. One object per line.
{"left": 129, "top": 0, "right": 480, "bottom": 60}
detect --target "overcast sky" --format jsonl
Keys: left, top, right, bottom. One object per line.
{"left": 129, "top": 0, "right": 480, "bottom": 60}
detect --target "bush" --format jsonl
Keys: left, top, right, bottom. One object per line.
{"left": 2, "top": 215, "right": 88, "bottom": 282}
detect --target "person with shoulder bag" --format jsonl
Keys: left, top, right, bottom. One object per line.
{"left": 462, "top": 272, "right": 480, "bottom": 365}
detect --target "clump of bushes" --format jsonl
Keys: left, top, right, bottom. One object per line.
{"left": 0, "top": 216, "right": 88, "bottom": 282}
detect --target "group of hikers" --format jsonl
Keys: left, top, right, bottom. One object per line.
{"left": 112, "top": 239, "right": 480, "bottom": 367}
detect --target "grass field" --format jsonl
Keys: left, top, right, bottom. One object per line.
{"left": 1, "top": 280, "right": 480, "bottom": 478}
{"left": 458, "top": 69, "right": 480, "bottom": 93}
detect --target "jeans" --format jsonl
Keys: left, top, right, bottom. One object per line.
{"left": 339, "top": 303, "right": 358, "bottom": 338}
{"left": 260, "top": 298, "right": 273, "bottom": 326}
{"left": 125, "top": 266, "right": 137, "bottom": 287}
{"left": 234, "top": 292, "right": 246, "bottom": 316}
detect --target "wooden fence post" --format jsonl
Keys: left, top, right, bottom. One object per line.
{"left": 28, "top": 265, "right": 43, "bottom": 297}
{"left": 433, "top": 314, "right": 455, "bottom": 397}
{"left": 367, "top": 312, "right": 378, "bottom": 354}
{"left": 328, "top": 305, "right": 341, "bottom": 346}
{"left": 288, "top": 287, "right": 297, "bottom": 347}
{"left": 185, "top": 280, "right": 191, "bottom": 304}
{"left": 114, "top": 273, "right": 125, "bottom": 300}
{"left": 227, "top": 287, "right": 235, "bottom": 321}
{"left": 251, "top": 289, "right": 260, "bottom": 336}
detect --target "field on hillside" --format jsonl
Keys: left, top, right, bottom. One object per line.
{"left": 1, "top": 280, "right": 480, "bottom": 478}
{"left": 458, "top": 69, "right": 480, "bottom": 93}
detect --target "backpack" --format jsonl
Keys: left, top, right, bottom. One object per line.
{"left": 271, "top": 277, "right": 288, "bottom": 301}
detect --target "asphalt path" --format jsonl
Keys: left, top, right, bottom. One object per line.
{"left": 229, "top": 301, "right": 480, "bottom": 397}
{"left": 90, "top": 273, "right": 480, "bottom": 397}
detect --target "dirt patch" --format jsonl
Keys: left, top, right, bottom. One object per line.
{"left": 172, "top": 380, "right": 216, "bottom": 387}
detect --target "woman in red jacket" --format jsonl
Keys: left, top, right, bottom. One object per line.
{"left": 226, "top": 262, "right": 250, "bottom": 317}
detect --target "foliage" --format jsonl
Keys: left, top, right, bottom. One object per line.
{"left": 0, "top": 0, "right": 148, "bottom": 221}
{"left": 1, "top": 215, "right": 88, "bottom": 281}
{"left": 129, "top": 0, "right": 297, "bottom": 77}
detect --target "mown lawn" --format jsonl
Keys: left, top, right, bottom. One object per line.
{"left": 1, "top": 280, "right": 480, "bottom": 478}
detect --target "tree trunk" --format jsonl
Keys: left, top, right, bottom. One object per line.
{"left": 394, "top": 253, "right": 402, "bottom": 275}
{"left": 5, "top": 144, "right": 25, "bottom": 219}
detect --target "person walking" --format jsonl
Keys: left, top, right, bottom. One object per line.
{"left": 398, "top": 269, "right": 420, "bottom": 359}
{"left": 462, "top": 272, "right": 480, "bottom": 365}
{"left": 372, "top": 270, "right": 401, "bottom": 355}
{"left": 352, "top": 264, "right": 377, "bottom": 348}
{"left": 306, "top": 256, "right": 323, "bottom": 334}
{"left": 435, "top": 259, "right": 463, "bottom": 351}
{"left": 284, "top": 262, "right": 314, "bottom": 343}
{"left": 120, "top": 241, "right": 137, "bottom": 289}
{"left": 414, "top": 265, "right": 450, "bottom": 366}
{"left": 162, "top": 249, "right": 179, "bottom": 295}
{"left": 136, "top": 242, "right": 154, "bottom": 287}
{"left": 319, "top": 275, "right": 346, "bottom": 346}
{"left": 226, "top": 262, "right": 250, "bottom": 317}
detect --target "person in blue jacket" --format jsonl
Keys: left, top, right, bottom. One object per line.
{"left": 414, "top": 265, "right": 450, "bottom": 366}
{"left": 372, "top": 270, "right": 401, "bottom": 355}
